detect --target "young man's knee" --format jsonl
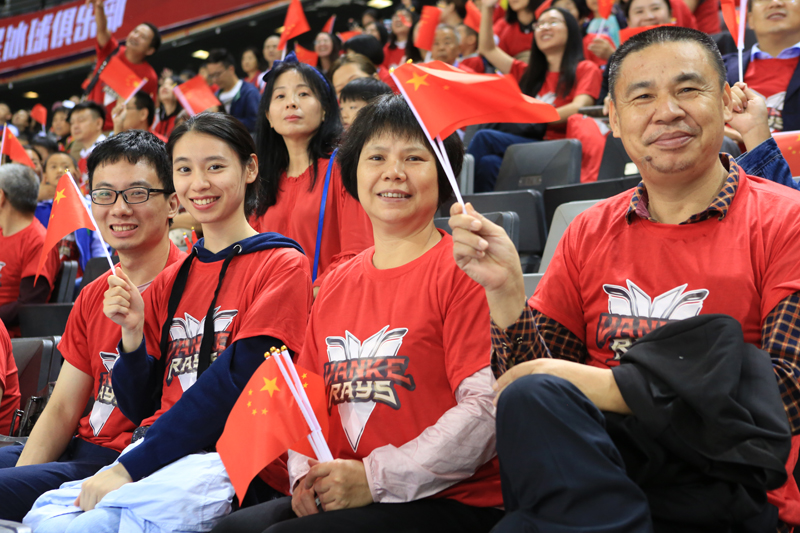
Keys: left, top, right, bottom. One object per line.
{"left": 497, "top": 373, "right": 576, "bottom": 416}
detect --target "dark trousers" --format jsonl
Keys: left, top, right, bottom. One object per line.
{"left": 494, "top": 374, "right": 653, "bottom": 533}
{"left": 467, "top": 130, "right": 534, "bottom": 192}
{"left": 0, "top": 437, "right": 119, "bottom": 521}
{"left": 211, "top": 495, "right": 504, "bottom": 533}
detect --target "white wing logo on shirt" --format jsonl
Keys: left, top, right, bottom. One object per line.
{"left": 597, "top": 280, "right": 709, "bottom": 361}
{"left": 89, "top": 349, "right": 120, "bottom": 436}
{"left": 325, "top": 326, "right": 412, "bottom": 452}
{"left": 165, "top": 308, "right": 238, "bottom": 391}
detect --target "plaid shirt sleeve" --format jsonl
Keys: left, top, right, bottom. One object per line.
{"left": 491, "top": 304, "right": 588, "bottom": 378}
{"left": 761, "top": 291, "right": 800, "bottom": 436}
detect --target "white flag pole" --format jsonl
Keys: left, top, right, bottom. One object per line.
{"left": 279, "top": 348, "right": 331, "bottom": 461}
{"left": 65, "top": 170, "right": 115, "bottom": 274}
{"left": 0, "top": 124, "right": 7, "bottom": 164}
{"left": 738, "top": 0, "right": 748, "bottom": 82}
{"left": 391, "top": 70, "right": 466, "bottom": 210}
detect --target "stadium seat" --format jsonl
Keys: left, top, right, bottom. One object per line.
{"left": 543, "top": 176, "right": 641, "bottom": 229}
{"left": 0, "top": 520, "right": 31, "bottom": 533}
{"left": 495, "top": 140, "right": 582, "bottom": 192}
{"left": 78, "top": 255, "right": 120, "bottom": 293}
{"left": 441, "top": 190, "right": 547, "bottom": 272}
{"left": 711, "top": 31, "right": 757, "bottom": 56}
{"left": 10, "top": 336, "right": 60, "bottom": 436}
{"left": 459, "top": 153, "right": 475, "bottom": 195}
{"left": 524, "top": 273, "right": 544, "bottom": 298}
{"left": 50, "top": 260, "right": 77, "bottom": 304}
{"left": 539, "top": 200, "right": 600, "bottom": 273}
{"left": 19, "top": 303, "right": 73, "bottom": 338}
{"left": 434, "top": 211, "right": 521, "bottom": 250}
{"left": 597, "top": 136, "right": 639, "bottom": 181}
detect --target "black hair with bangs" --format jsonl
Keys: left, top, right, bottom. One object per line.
{"left": 338, "top": 94, "right": 463, "bottom": 208}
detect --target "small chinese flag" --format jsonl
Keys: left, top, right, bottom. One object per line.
{"left": 173, "top": 75, "right": 222, "bottom": 116}
{"left": 99, "top": 55, "right": 148, "bottom": 103}
{"left": 322, "top": 14, "right": 336, "bottom": 34}
{"left": 337, "top": 30, "right": 362, "bottom": 43}
{"left": 415, "top": 6, "right": 442, "bottom": 52}
{"left": 535, "top": 0, "right": 553, "bottom": 18}
{"left": 294, "top": 43, "right": 319, "bottom": 66}
{"left": 35, "top": 173, "right": 96, "bottom": 282}
{"left": 392, "top": 61, "right": 560, "bottom": 141}
{"left": 0, "top": 126, "right": 35, "bottom": 169}
{"left": 720, "top": 0, "right": 744, "bottom": 46}
{"left": 217, "top": 356, "right": 328, "bottom": 503}
{"left": 464, "top": 1, "right": 482, "bottom": 33}
{"left": 31, "top": 104, "right": 47, "bottom": 126}
{"left": 597, "top": 0, "right": 614, "bottom": 20}
{"left": 774, "top": 131, "right": 800, "bottom": 178}
{"left": 279, "top": 0, "right": 311, "bottom": 50}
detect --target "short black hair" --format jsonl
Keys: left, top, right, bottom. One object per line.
{"left": 44, "top": 151, "right": 78, "bottom": 170}
{"left": 608, "top": 26, "right": 726, "bottom": 102}
{"left": 364, "top": 20, "right": 390, "bottom": 46}
{"left": 340, "top": 77, "right": 393, "bottom": 104}
{"left": 29, "top": 134, "right": 59, "bottom": 157}
{"left": 339, "top": 94, "right": 463, "bottom": 208}
{"left": 343, "top": 34, "right": 385, "bottom": 67}
{"left": 87, "top": 130, "right": 173, "bottom": 195}
{"left": 69, "top": 101, "right": 106, "bottom": 124}
{"left": 169, "top": 112, "right": 259, "bottom": 217}
{"left": 207, "top": 48, "right": 236, "bottom": 69}
{"left": 142, "top": 22, "right": 161, "bottom": 53}
{"left": 457, "top": 22, "right": 478, "bottom": 41}
{"left": 131, "top": 91, "right": 156, "bottom": 127}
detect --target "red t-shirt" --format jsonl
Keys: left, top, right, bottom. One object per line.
{"left": 692, "top": 0, "right": 720, "bottom": 33}
{"left": 670, "top": 0, "right": 698, "bottom": 29}
{"left": 250, "top": 159, "right": 373, "bottom": 288}
{"left": 494, "top": 18, "right": 533, "bottom": 58}
{"left": 744, "top": 57, "right": 800, "bottom": 133}
{"left": 139, "top": 246, "right": 312, "bottom": 428}
{"left": 530, "top": 170, "right": 800, "bottom": 368}
{"left": 60, "top": 243, "right": 184, "bottom": 452}
{"left": 383, "top": 43, "right": 408, "bottom": 69}
{"left": 459, "top": 56, "right": 486, "bottom": 73}
{"left": 0, "top": 320, "right": 20, "bottom": 434}
{"left": 299, "top": 231, "right": 503, "bottom": 508}
{"left": 0, "top": 218, "right": 60, "bottom": 309}
{"left": 87, "top": 37, "right": 158, "bottom": 131}
{"left": 510, "top": 59, "right": 602, "bottom": 139}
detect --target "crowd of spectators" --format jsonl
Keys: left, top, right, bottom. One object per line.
{"left": 0, "top": 0, "right": 796, "bottom": 531}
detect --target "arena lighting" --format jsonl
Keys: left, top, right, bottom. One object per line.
{"left": 22, "top": 91, "right": 38, "bottom": 99}
{"left": 192, "top": 50, "right": 209, "bottom": 60}
{"left": 367, "top": 0, "right": 393, "bottom": 7}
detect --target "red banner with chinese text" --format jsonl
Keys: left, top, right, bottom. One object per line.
{"left": 0, "top": 0, "right": 271, "bottom": 75}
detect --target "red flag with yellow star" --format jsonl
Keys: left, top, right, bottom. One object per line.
{"left": 99, "top": 55, "right": 148, "bottom": 103}
{"left": 774, "top": 130, "right": 800, "bottom": 178}
{"left": 173, "top": 75, "right": 222, "bottom": 117}
{"left": 392, "top": 61, "right": 560, "bottom": 141}
{"left": 294, "top": 43, "right": 319, "bottom": 66}
{"left": 217, "top": 355, "right": 328, "bottom": 503}
{"left": 279, "top": 0, "right": 311, "bottom": 50}
{"left": 414, "top": 6, "right": 441, "bottom": 52}
{"left": 1, "top": 125, "right": 35, "bottom": 169}
{"left": 35, "top": 173, "right": 96, "bottom": 282}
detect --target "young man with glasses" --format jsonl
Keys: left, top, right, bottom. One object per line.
{"left": 0, "top": 130, "right": 184, "bottom": 521}
{"left": 206, "top": 48, "right": 261, "bottom": 133}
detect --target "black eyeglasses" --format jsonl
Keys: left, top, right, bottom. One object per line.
{"left": 90, "top": 187, "right": 167, "bottom": 205}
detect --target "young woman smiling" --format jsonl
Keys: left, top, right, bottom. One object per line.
{"left": 251, "top": 55, "right": 372, "bottom": 292}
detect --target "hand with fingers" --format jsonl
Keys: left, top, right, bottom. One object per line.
{"left": 300, "top": 459, "right": 373, "bottom": 514}
{"left": 291, "top": 460, "right": 321, "bottom": 517}
{"left": 727, "top": 81, "right": 771, "bottom": 152}
{"left": 103, "top": 267, "right": 145, "bottom": 352}
{"left": 449, "top": 202, "right": 528, "bottom": 329}
{"left": 74, "top": 463, "right": 133, "bottom": 511}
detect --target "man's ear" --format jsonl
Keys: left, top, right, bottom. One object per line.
{"left": 166, "top": 192, "right": 180, "bottom": 220}
{"left": 721, "top": 82, "right": 734, "bottom": 124}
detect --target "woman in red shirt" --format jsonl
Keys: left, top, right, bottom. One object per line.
{"left": 314, "top": 33, "right": 342, "bottom": 76}
{"left": 469, "top": 4, "right": 602, "bottom": 191}
{"left": 241, "top": 46, "right": 267, "bottom": 92}
{"left": 383, "top": 7, "right": 415, "bottom": 69}
{"left": 210, "top": 93, "right": 503, "bottom": 533}
{"left": 251, "top": 54, "right": 373, "bottom": 293}
{"left": 493, "top": 0, "right": 537, "bottom": 58}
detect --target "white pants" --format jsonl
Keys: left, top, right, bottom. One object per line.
{"left": 24, "top": 440, "right": 234, "bottom": 533}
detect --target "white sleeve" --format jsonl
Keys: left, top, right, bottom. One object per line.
{"left": 287, "top": 450, "right": 313, "bottom": 494}
{"left": 361, "top": 367, "right": 497, "bottom": 503}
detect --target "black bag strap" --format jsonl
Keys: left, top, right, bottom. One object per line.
{"left": 196, "top": 244, "right": 240, "bottom": 376}
{"left": 83, "top": 45, "right": 122, "bottom": 98}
